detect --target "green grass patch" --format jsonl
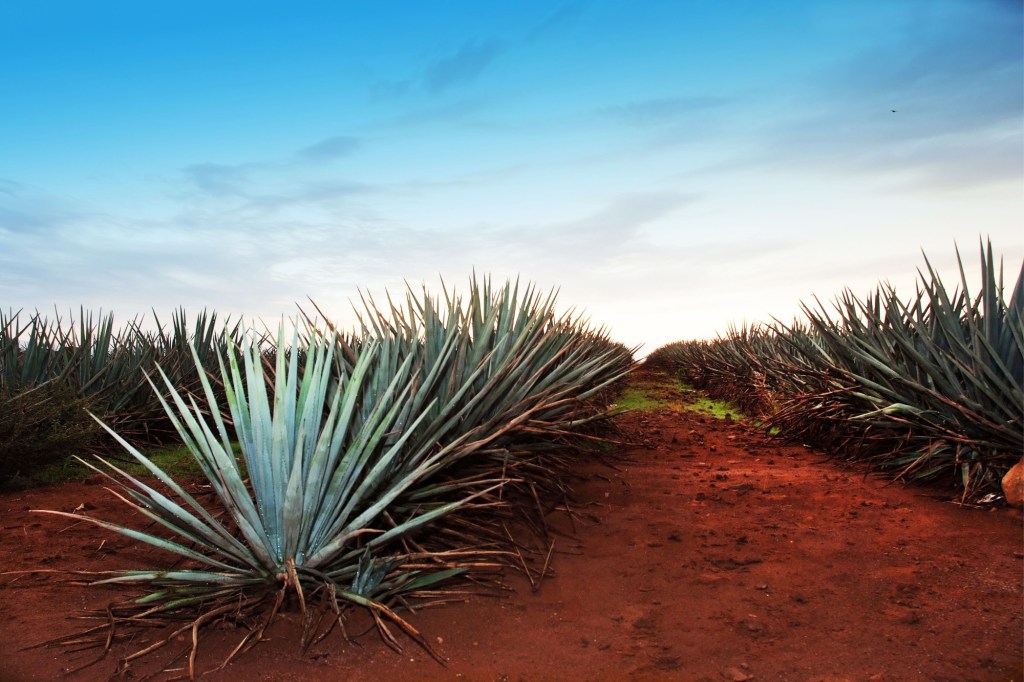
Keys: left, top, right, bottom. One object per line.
{"left": 23, "top": 441, "right": 244, "bottom": 488}
{"left": 613, "top": 386, "right": 671, "bottom": 412}
{"left": 611, "top": 369, "right": 755, "bottom": 424}
{"left": 684, "top": 392, "right": 743, "bottom": 420}
{"left": 677, "top": 383, "right": 779, "bottom": 432}
{"left": 611, "top": 372, "right": 692, "bottom": 413}
{"left": 612, "top": 372, "right": 744, "bottom": 419}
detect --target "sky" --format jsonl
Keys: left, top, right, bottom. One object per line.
{"left": 1, "top": 0, "right": 1021, "bottom": 353}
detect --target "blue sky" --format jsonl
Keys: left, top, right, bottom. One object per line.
{"left": 2, "top": 0, "right": 1021, "bottom": 351}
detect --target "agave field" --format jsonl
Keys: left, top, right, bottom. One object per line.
{"left": 1, "top": 308, "right": 241, "bottom": 485}
{"left": 1, "top": 249, "right": 1021, "bottom": 679}
{"left": 1, "top": 277, "right": 634, "bottom": 676}
{"left": 648, "top": 241, "right": 1023, "bottom": 502}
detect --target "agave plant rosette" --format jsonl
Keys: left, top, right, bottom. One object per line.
{"left": 35, "top": 277, "right": 635, "bottom": 676}
{"left": 38, "top": 331, "right": 464, "bottom": 673}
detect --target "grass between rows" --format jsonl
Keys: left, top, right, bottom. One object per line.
{"left": 613, "top": 369, "right": 748, "bottom": 421}
{"left": 25, "top": 442, "right": 242, "bottom": 487}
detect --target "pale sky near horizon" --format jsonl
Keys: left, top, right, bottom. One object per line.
{"left": 1, "top": 1, "right": 1021, "bottom": 354}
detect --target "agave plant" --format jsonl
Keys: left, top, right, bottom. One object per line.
{"left": 38, "top": 327, "right": 497, "bottom": 676}
{"left": 36, "top": 278, "right": 635, "bottom": 676}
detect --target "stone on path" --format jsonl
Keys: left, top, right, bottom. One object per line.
{"left": 1002, "top": 459, "right": 1023, "bottom": 508}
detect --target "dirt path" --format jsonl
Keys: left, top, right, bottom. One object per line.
{"left": 1, "top": 368, "right": 1021, "bottom": 681}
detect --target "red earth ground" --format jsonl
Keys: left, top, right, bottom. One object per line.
{"left": 1, "top": 367, "right": 1021, "bottom": 681}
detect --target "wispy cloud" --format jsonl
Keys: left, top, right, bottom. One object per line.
{"left": 0, "top": 179, "right": 23, "bottom": 197}
{"left": 547, "top": 191, "right": 698, "bottom": 246}
{"left": 295, "top": 135, "right": 361, "bottom": 162}
{"left": 177, "top": 172, "right": 373, "bottom": 215}
{"left": 242, "top": 181, "right": 373, "bottom": 212}
{"left": 0, "top": 180, "right": 92, "bottom": 235}
{"left": 373, "top": 4, "right": 584, "bottom": 100}
{"left": 177, "top": 134, "right": 369, "bottom": 210}
{"left": 183, "top": 133, "right": 362, "bottom": 189}
{"left": 525, "top": 1, "right": 588, "bottom": 43}
{"left": 424, "top": 39, "right": 505, "bottom": 94}
{"left": 602, "top": 96, "right": 731, "bottom": 127}
{"left": 181, "top": 162, "right": 257, "bottom": 199}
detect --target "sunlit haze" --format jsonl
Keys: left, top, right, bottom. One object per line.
{"left": 2, "top": 1, "right": 1021, "bottom": 354}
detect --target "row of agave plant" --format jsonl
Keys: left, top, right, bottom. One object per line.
{"left": 648, "top": 241, "right": 1022, "bottom": 503}
{"left": 28, "top": 277, "right": 634, "bottom": 677}
{"left": 1, "top": 308, "right": 242, "bottom": 485}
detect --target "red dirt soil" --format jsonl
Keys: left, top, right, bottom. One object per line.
{"left": 1, "top": 369, "right": 1021, "bottom": 682}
